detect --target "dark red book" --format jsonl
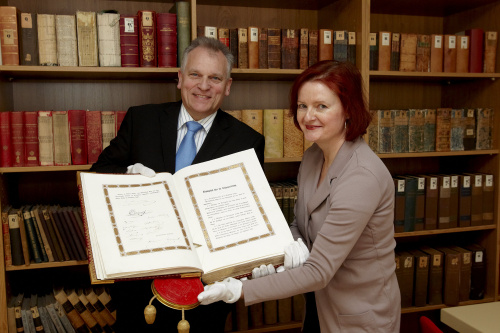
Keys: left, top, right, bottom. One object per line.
{"left": 86, "top": 110, "right": 102, "bottom": 165}
{"left": 0, "top": 112, "right": 12, "bottom": 167}
{"left": 281, "top": 29, "right": 299, "bottom": 69}
{"left": 115, "top": 110, "right": 126, "bottom": 134}
{"left": 466, "top": 28, "right": 484, "bottom": 73}
{"left": 68, "top": 110, "right": 87, "bottom": 165}
{"left": 229, "top": 28, "right": 238, "bottom": 68}
{"left": 11, "top": 111, "right": 24, "bottom": 167}
{"left": 156, "top": 13, "right": 177, "bottom": 68}
{"left": 120, "top": 15, "right": 139, "bottom": 67}
{"left": 23, "top": 111, "right": 39, "bottom": 166}
{"left": 138, "top": 10, "right": 157, "bottom": 67}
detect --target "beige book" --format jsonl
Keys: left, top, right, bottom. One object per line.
{"left": 52, "top": 111, "right": 71, "bottom": 166}
{"left": 101, "top": 111, "right": 116, "bottom": 150}
{"left": 55, "top": 15, "right": 78, "bottom": 66}
{"left": 241, "top": 109, "right": 263, "bottom": 134}
{"left": 97, "top": 12, "right": 121, "bottom": 67}
{"left": 37, "top": 111, "right": 54, "bottom": 166}
{"left": 264, "top": 109, "right": 284, "bottom": 158}
{"left": 76, "top": 11, "right": 98, "bottom": 66}
{"left": 37, "top": 14, "right": 57, "bottom": 65}
{"left": 224, "top": 109, "right": 242, "bottom": 122}
{"left": 304, "top": 139, "right": 314, "bottom": 151}
{"left": 283, "top": 109, "right": 303, "bottom": 158}
{"left": 78, "top": 149, "right": 294, "bottom": 283}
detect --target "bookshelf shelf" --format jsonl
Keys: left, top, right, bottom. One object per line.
{"left": 0, "top": 165, "right": 92, "bottom": 173}
{"left": 394, "top": 225, "right": 496, "bottom": 238}
{"left": 370, "top": 71, "right": 500, "bottom": 82}
{"left": 378, "top": 150, "right": 499, "bottom": 159}
{"left": 5, "top": 260, "right": 88, "bottom": 271}
{"left": 400, "top": 298, "right": 496, "bottom": 314}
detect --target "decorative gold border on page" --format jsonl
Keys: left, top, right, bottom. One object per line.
{"left": 102, "top": 181, "right": 191, "bottom": 256}
{"left": 184, "top": 162, "right": 275, "bottom": 253}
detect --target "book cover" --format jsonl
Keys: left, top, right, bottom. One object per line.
{"left": 299, "top": 28, "right": 308, "bottom": 69}
{"left": 399, "top": 33, "right": 417, "bottom": 71}
{"left": 237, "top": 28, "right": 248, "bottom": 69}
{"left": 119, "top": 15, "right": 139, "bottom": 67}
{"left": 377, "top": 110, "right": 393, "bottom": 153}
{"left": 0, "top": 6, "right": 21, "bottom": 66}
{"left": 11, "top": 111, "right": 25, "bottom": 167}
{"left": 218, "top": 27, "right": 229, "bottom": 47}
{"left": 436, "top": 175, "right": 451, "bottom": 229}
{"left": 430, "top": 34, "right": 443, "bottom": 72}
{"left": 8, "top": 207, "right": 24, "bottom": 265}
{"left": 449, "top": 246, "right": 472, "bottom": 302}
{"left": 443, "top": 35, "right": 457, "bottom": 72}
{"left": 416, "top": 34, "right": 431, "bottom": 72}
{"left": 435, "top": 108, "right": 451, "bottom": 152}
{"left": 366, "top": 110, "right": 378, "bottom": 153}
{"left": 423, "top": 109, "right": 436, "bottom": 152}
{"left": 101, "top": 111, "right": 116, "bottom": 150}
{"left": 19, "top": 13, "right": 38, "bottom": 65}
{"left": 138, "top": 10, "right": 156, "bottom": 67}
{"left": 395, "top": 251, "right": 414, "bottom": 308}
{"left": 55, "top": 14, "right": 78, "bottom": 67}
{"left": 241, "top": 109, "right": 263, "bottom": 134}
{"left": 79, "top": 149, "right": 294, "bottom": 284}
{"left": 319, "top": 29, "right": 333, "bottom": 61}
{"left": 333, "top": 30, "right": 348, "bottom": 63}
{"left": 24, "top": 205, "right": 49, "bottom": 262}
{"left": 400, "top": 176, "right": 417, "bottom": 232}
{"left": 37, "top": 294, "right": 57, "bottom": 333}
{"left": 229, "top": 28, "right": 238, "bottom": 68}
{"left": 86, "top": 110, "right": 103, "bottom": 164}
{"left": 52, "top": 111, "right": 71, "bottom": 166}
{"left": 475, "top": 107, "right": 493, "bottom": 149}
{"left": 23, "top": 111, "right": 39, "bottom": 167}
{"left": 19, "top": 205, "right": 43, "bottom": 263}
{"left": 435, "top": 246, "right": 461, "bottom": 306}
{"left": 37, "top": 14, "right": 57, "bottom": 66}
{"left": 393, "top": 178, "right": 405, "bottom": 233}
{"left": 281, "top": 28, "right": 299, "bottom": 69}
{"left": 0, "top": 111, "right": 12, "bottom": 167}
{"left": 267, "top": 28, "right": 281, "bottom": 69}
{"left": 390, "top": 32, "right": 400, "bottom": 71}
{"left": 483, "top": 31, "right": 497, "bottom": 73}
{"left": 31, "top": 206, "right": 56, "bottom": 262}
{"left": 450, "top": 108, "right": 464, "bottom": 151}
{"left": 37, "top": 111, "right": 54, "bottom": 166}
{"left": 347, "top": 31, "right": 356, "bottom": 65}
{"left": 419, "top": 246, "right": 443, "bottom": 305}
{"left": 76, "top": 11, "right": 99, "bottom": 66}
{"left": 29, "top": 294, "right": 44, "bottom": 333}
{"left": 21, "top": 295, "right": 35, "bottom": 333}
{"left": 413, "top": 176, "right": 425, "bottom": 231}
{"left": 456, "top": 35, "right": 470, "bottom": 73}
{"left": 463, "top": 108, "right": 476, "bottom": 150}
{"left": 283, "top": 110, "right": 303, "bottom": 158}
{"left": 449, "top": 175, "right": 459, "bottom": 228}
{"left": 263, "top": 109, "right": 284, "bottom": 158}
{"left": 173, "top": 1, "right": 190, "bottom": 67}
{"left": 408, "top": 249, "right": 429, "bottom": 307}
{"left": 13, "top": 293, "right": 24, "bottom": 332}
{"left": 68, "top": 110, "right": 87, "bottom": 165}
{"left": 464, "top": 243, "right": 486, "bottom": 300}
{"left": 422, "top": 175, "right": 438, "bottom": 230}
{"left": 308, "top": 29, "right": 318, "bottom": 67}
{"left": 466, "top": 28, "right": 484, "bottom": 73}
{"left": 258, "top": 27, "right": 268, "bottom": 69}
{"left": 97, "top": 11, "right": 121, "bottom": 67}
{"left": 468, "top": 173, "right": 483, "bottom": 226}
{"left": 248, "top": 26, "right": 259, "bottom": 69}
{"left": 378, "top": 31, "right": 391, "bottom": 71}
{"left": 408, "top": 109, "right": 424, "bottom": 153}
{"left": 157, "top": 12, "right": 177, "bottom": 68}
{"left": 458, "top": 174, "right": 472, "bottom": 227}
{"left": 369, "top": 32, "right": 378, "bottom": 70}
{"left": 481, "top": 173, "right": 494, "bottom": 225}
{"left": 392, "top": 109, "right": 409, "bottom": 153}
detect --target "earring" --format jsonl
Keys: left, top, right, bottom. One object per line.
{"left": 344, "top": 121, "right": 347, "bottom": 129}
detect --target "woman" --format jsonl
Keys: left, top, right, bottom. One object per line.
{"left": 198, "top": 60, "right": 401, "bottom": 332}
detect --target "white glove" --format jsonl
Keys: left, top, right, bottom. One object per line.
{"left": 197, "top": 277, "right": 242, "bottom": 305}
{"left": 251, "top": 264, "right": 285, "bottom": 279}
{"left": 284, "top": 238, "right": 310, "bottom": 270}
{"left": 126, "top": 163, "right": 156, "bottom": 177}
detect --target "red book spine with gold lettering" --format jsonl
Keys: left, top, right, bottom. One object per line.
{"left": 86, "top": 110, "right": 102, "bottom": 165}
{"left": 156, "top": 13, "right": 177, "bottom": 68}
{"left": 119, "top": 15, "right": 139, "bottom": 67}
{"left": 68, "top": 110, "right": 87, "bottom": 165}
{"left": 11, "top": 111, "right": 24, "bottom": 167}
{"left": 138, "top": 10, "right": 157, "bottom": 67}
{"left": 0, "top": 112, "right": 12, "bottom": 167}
{"left": 23, "top": 111, "right": 39, "bottom": 167}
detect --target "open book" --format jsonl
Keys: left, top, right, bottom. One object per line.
{"left": 78, "top": 149, "right": 294, "bottom": 284}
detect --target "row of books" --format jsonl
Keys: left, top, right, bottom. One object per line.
{"left": 393, "top": 173, "right": 494, "bottom": 233}
{"left": 369, "top": 29, "right": 498, "bottom": 73}
{"left": 2, "top": 205, "right": 87, "bottom": 267}
{"left": 367, "top": 108, "right": 494, "bottom": 154}
{"left": 7, "top": 286, "right": 116, "bottom": 333}
{"left": 395, "top": 244, "right": 486, "bottom": 308}
{"left": 0, "top": 110, "right": 125, "bottom": 167}
{"left": 0, "top": 4, "right": 191, "bottom": 68}
{"left": 199, "top": 26, "right": 356, "bottom": 70}
{"left": 270, "top": 181, "right": 298, "bottom": 225}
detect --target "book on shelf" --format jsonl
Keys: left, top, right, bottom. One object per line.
{"left": 224, "top": 109, "right": 242, "bottom": 122}
{"left": 43, "top": 205, "right": 71, "bottom": 261}
{"left": 229, "top": 28, "right": 238, "bottom": 68}
{"left": 377, "top": 110, "right": 393, "bottom": 153}
{"left": 248, "top": 26, "right": 259, "bottom": 69}
{"left": 86, "top": 110, "right": 103, "bottom": 165}
{"left": 390, "top": 32, "right": 400, "bottom": 71}
{"left": 421, "top": 175, "right": 438, "bottom": 230}
{"left": 283, "top": 110, "right": 303, "bottom": 158}
{"left": 1, "top": 205, "right": 12, "bottom": 267}
{"left": 235, "top": 299, "right": 249, "bottom": 330}
{"left": 395, "top": 251, "right": 414, "bottom": 308}
{"left": 23, "top": 111, "right": 39, "bottom": 167}
{"left": 292, "top": 294, "right": 305, "bottom": 322}
{"left": 0, "top": 6, "right": 21, "bottom": 66}
{"left": 197, "top": 25, "right": 217, "bottom": 39}
{"left": 435, "top": 246, "right": 460, "bottom": 306}
{"left": 78, "top": 149, "right": 294, "bottom": 283}
{"left": 423, "top": 109, "right": 436, "bottom": 152}
{"left": 435, "top": 175, "right": 451, "bottom": 229}
{"left": 45, "top": 292, "right": 74, "bottom": 333}
{"left": 77, "top": 288, "right": 111, "bottom": 332}
{"left": 449, "top": 175, "right": 459, "bottom": 228}
{"left": 93, "top": 286, "right": 116, "bottom": 319}
{"left": 250, "top": 302, "right": 264, "bottom": 328}
{"left": 308, "top": 29, "right": 318, "bottom": 67}
{"left": 0, "top": 111, "right": 12, "bottom": 167}
{"left": 138, "top": 10, "right": 156, "bottom": 67}
{"left": 435, "top": 108, "right": 451, "bottom": 152}
{"left": 450, "top": 108, "right": 464, "bottom": 151}
{"left": 258, "top": 27, "right": 268, "bottom": 69}
{"left": 21, "top": 295, "right": 36, "bottom": 333}
{"left": 83, "top": 286, "right": 116, "bottom": 328}
{"left": 399, "top": 176, "right": 417, "bottom": 232}
{"left": 466, "top": 28, "right": 484, "bottom": 73}
{"left": 457, "top": 174, "right": 472, "bottom": 227}
{"left": 23, "top": 205, "right": 48, "bottom": 263}
{"left": 68, "top": 109, "right": 88, "bottom": 165}
{"left": 347, "top": 31, "right": 356, "bottom": 65}
{"left": 76, "top": 11, "right": 98, "bottom": 67}
{"left": 20, "top": 12, "right": 38, "bottom": 66}
{"left": 37, "top": 294, "right": 57, "bottom": 333}
{"left": 37, "top": 111, "right": 54, "bottom": 166}
{"left": 378, "top": 31, "right": 391, "bottom": 71}
{"left": 13, "top": 293, "right": 24, "bottom": 333}
{"left": 237, "top": 27, "right": 248, "bottom": 69}
{"left": 172, "top": 1, "right": 190, "bottom": 67}
{"left": 281, "top": 28, "right": 299, "bottom": 69}
{"left": 97, "top": 11, "right": 121, "bottom": 67}
{"left": 29, "top": 294, "right": 44, "bottom": 333}
{"left": 413, "top": 176, "right": 425, "bottom": 231}
{"left": 430, "top": 34, "right": 443, "bottom": 72}
{"left": 443, "top": 35, "right": 457, "bottom": 72}
{"left": 53, "top": 287, "right": 87, "bottom": 332}
{"left": 101, "top": 111, "right": 116, "bottom": 150}
{"left": 419, "top": 246, "right": 443, "bottom": 305}
{"left": 333, "top": 30, "right": 348, "bottom": 63}
{"left": 448, "top": 245, "right": 472, "bottom": 302}
{"left": 408, "top": 109, "right": 424, "bottom": 153}
{"left": 481, "top": 173, "right": 494, "bottom": 225}
{"left": 30, "top": 205, "right": 55, "bottom": 262}
{"left": 55, "top": 14, "right": 78, "bottom": 67}
{"left": 392, "top": 109, "right": 408, "bottom": 153}
{"left": 241, "top": 109, "right": 263, "bottom": 134}
{"left": 278, "top": 297, "right": 292, "bottom": 324}
{"left": 13, "top": 207, "right": 31, "bottom": 265}
{"left": 463, "top": 108, "right": 476, "bottom": 150}
{"left": 50, "top": 206, "right": 80, "bottom": 260}
{"left": 116, "top": 110, "right": 126, "bottom": 133}
{"left": 59, "top": 207, "right": 87, "bottom": 260}
{"left": 7, "top": 295, "right": 17, "bottom": 333}
{"left": 393, "top": 178, "right": 405, "bottom": 233}
{"left": 369, "top": 32, "right": 378, "bottom": 70}
{"left": 66, "top": 288, "right": 102, "bottom": 332}
{"left": 52, "top": 111, "right": 72, "bottom": 166}
{"left": 37, "top": 14, "right": 57, "bottom": 66}
{"left": 464, "top": 243, "right": 486, "bottom": 300}
{"left": 263, "top": 109, "right": 284, "bottom": 158}
{"left": 416, "top": 34, "right": 430, "bottom": 72}
{"left": 408, "top": 249, "right": 429, "bottom": 307}
{"left": 399, "top": 33, "right": 417, "bottom": 71}
{"left": 319, "top": 29, "right": 333, "bottom": 61}
{"left": 218, "top": 27, "right": 229, "bottom": 48}
{"left": 119, "top": 15, "right": 139, "bottom": 67}
{"left": 366, "top": 110, "right": 378, "bottom": 153}
{"left": 483, "top": 31, "right": 497, "bottom": 73}
{"left": 157, "top": 12, "right": 177, "bottom": 68}
{"left": 11, "top": 111, "right": 25, "bottom": 167}
{"left": 475, "top": 107, "right": 493, "bottom": 150}
{"left": 263, "top": 299, "right": 277, "bottom": 325}
{"left": 456, "top": 35, "right": 470, "bottom": 73}
{"left": 299, "top": 28, "right": 308, "bottom": 69}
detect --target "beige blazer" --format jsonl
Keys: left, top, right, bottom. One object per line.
{"left": 243, "top": 138, "right": 401, "bottom": 332}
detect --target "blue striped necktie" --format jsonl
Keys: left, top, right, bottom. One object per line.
{"left": 175, "top": 121, "right": 203, "bottom": 172}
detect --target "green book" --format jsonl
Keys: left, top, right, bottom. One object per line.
{"left": 173, "top": 1, "right": 191, "bottom": 67}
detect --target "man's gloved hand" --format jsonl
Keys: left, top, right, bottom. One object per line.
{"left": 126, "top": 163, "right": 156, "bottom": 177}
{"left": 251, "top": 264, "right": 285, "bottom": 279}
{"left": 284, "top": 238, "right": 310, "bottom": 270}
{"left": 197, "top": 277, "right": 242, "bottom": 305}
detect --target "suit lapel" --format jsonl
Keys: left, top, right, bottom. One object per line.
{"left": 192, "top": 110, "right": 230, "bottom": 164}
{"left": 160, "top": 102, "right": 181, "bottom": 172}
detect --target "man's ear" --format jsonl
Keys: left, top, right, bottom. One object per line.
{"left": 225, "top": 78, "right": 233, "bottom": 96}
{"left": 177, "top": 70, "right": 182, "bottom": 89}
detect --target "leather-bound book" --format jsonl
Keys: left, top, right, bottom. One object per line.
{"left": 369, "top": 32, "right": 378, "bottom": 70}
{"left": 423, "top": 109, "right": 436, "bottom": 152}
{"left": 283, "top": 109, "right": 303, "bottom": 158}
{"left": 101, "top": 111, "right": 116, "bottom": 150}
{"left": 483, "top": 31, "right": 497, "bottom": 73}
{"left": 319, "top": 29, "right": 333, "bottom": 61}
{"left": 464, "top": 243, "right": 486, "bottom": 300}
{"left": 250, "top": 303, "right": 264, "bottom": 327}
{"left": 475, "top": 108, "right": 493, "bottom": 149}
{"left": 463, "top": 108, "right": 476, "bottom": 150}
{"left": 400, "top": 176, "right": 417, "bottom": 232}
{"left": 435, "top": 246, "right": 460, "bottom": 306}
{"left": 1, "top": 205, "right": 12, "bottom": 267}
{"left": 157, "top": 12, "right": 177, "bottom": 68}
{"left": 377, "top": 110, "right": 393, "bottom": 153}
{"left": 224, "top": 109, "right": 242, "bottom": 121}
{"left": 449, "top": 175, "right": 459, "bottom": 228}
{"left": 466, "top": 28, "right": 484, "bottom": 73}
{"left": 443, "top": 35, "right": 457, "bottom": 72}
{"left": 119, "top": 15, "right": 139, "bottom": 67}
{"left": 37, "top": 111, "right": 54, "bottom": 166}
{"left": 76, "top": 289, "right": 111, "bottom": 333}
{"left": 378, "top": 31, "right": 391, "bottom": 71}
{"left": 31, "top": 206, "right": 56, "bottom": 262}
{"left": 392, "top": 109, "right": 408, "bottom": 153}
{"left": 449, "top": 246, "right": 472, "bottom": 302}
{"left": 390, "top": 32, "right": 400, "bottom": 71}
{"left": 481, "top": 173, "right": 494, "bottom": 225}
{"left": 299, "top": 28, "right": 308, "bottom": 69}
{"left": 173, "top": 1, "right": 190, "bottom": 67}
{"left": 21, "top": 206, "right": 44, "bottom": 263}
{"left": 334, "top": 30, "right": 348, "bottom": 63}
{"left": 456, "top": 35, "right": 470, "bottom": 73}
{"left": 68, "top": 110, "right": 87, "bottom": 165}
{"left": 42, "top": 206, "right": 68, "bottom": 261}
{"left": 366, "top": 110, "right": 378, "bottom": 153}
{"left": 430, "top": 34, "right": 443, "bottom": 72}
{"left": 263, "top": 300, "right": 277, "bottom": 325}
{"left": 59, "top": 208, "right": 86, "bottom": 260}
{"left": 229, "top": 28, "right": 238, "bottom": 68}
{"left": 267, "top": 28, "right": 281, "bottom": 69}
{"left": 86, "top": 110, "right": 102, "bottom": 164}
{"left": 7, "top": 207, "right": 24, "bottom": 265}
{"left": 76, "top": 11, "right": 99, "bottom": 66}
{"left": 458, "top": 174, "right": 471, "bottom": 227}
{"left": 138, "top": 10, "right": 157, "bottom": 67}
{"left": 11, "top": 111, "right": 24, "bottom": 167}
{"left": 263, "top": 109, "right": 284, "bottom": 158}
{"left": 83, "top": 287, "right": 116, "bottom": 328}
{"left": 408, "top": 109, "right": 424, "bottom": 153}
{"left": 395, "top": 251, "right": 414, "bottom": 308}
{"left": 413, "top": 176, "right": 425, "bottom": 231}
{"left": 52, "top": 111, "right": 71, "bottom": 166}
{"left": 308, "top": 29, "right": 318, "bottom": 67}
{"left": 420, "top": 246, "right": 444, "bottom": 305}
{"left": 467, "top": 173, "right": 483, "bottom": 226}
{"left": 248, "top": 26, "right": 259, "bottom": 69}
{"left": 436, "top": 175, "right": 451, "bottom": 229}
{"left": 66, "top": 287, "right": 102, "bottom": 332}
{"left": 399, "top": 33, "right": 417, "bottom": 71}
{"left": 450, "top": 108, "right": 464, "bottom": 151}
{"left": 55, "top": 15, "right": 78, "bottom": 66}
{"left": 0, "top": 111, "right": 12, "bottom": 167}
{"left": 435, "top": 108, "right": 451, "bottom": 152}
{"left": 53, "top": 287, "right": 87, "bottom": 332}
{"left": 258, "top": 27, "right": 268, "bottom": 68}
{"left": 347, "top": 31, "right": 356, "bottom": 65}
{"left": 292, "top": 294, "right": 305, "bottom": 321}
{"left": 241, "top": 109, "right": 263, "bottom": 134}
{"left": 198, "top": 25, "right": 216, "bottom": 39}
{"left": 218, "top": 27, "right": 229, "bottom": 47}
{"left": 37, "top": 14, "right": 58, "bottom": 66}
{"left": 416, "top": 34, "right": 431, "bottom": 72}
{"left": 0, "top": 6, "right": 21, "bottom": 65}
{"left": 97, "top": 11, "right": 121, "bottom": 67}
{"left": 277, "top": 297, "right": 292, "bottom": 324}
{"left": 235, "top": 299, "right": 249, "bottom": 330}
{"left": 408, "top": 249, "right": 429, "bottom": 307}
{"left": 51, "top": 206, "right": 79, "bottom": 260}
{"left": 19, "top": 13, "right": 38, "bottom": 65}
{"left": 281, "top": 28, "right": 299, "bottom": 69}
{"left": 23, "top": 111, "right": 38, "bottom": 166}
{"left": 393, "top": 178, "right": 405, "bottom": 233}
{"left": 237, "top": 27, "right": 248, "bottom": 69}
{"left": 422, "top": 175, "right": 438, "bottom": 230}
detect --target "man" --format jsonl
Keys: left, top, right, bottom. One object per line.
{"left": 90, "top": 36, "right": 265, "bottom": 332}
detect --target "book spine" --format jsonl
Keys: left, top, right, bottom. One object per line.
{"left": 423, "top": 109, "right": 436, "bottom": 152}
{"left": 475, "top": 108, "right": 493, "bottom": 149}
{"left": 55, "top": 15, "right": 78, "bottom": 67}
{"left": 241, "top": 109, "right": 263, "bottom": 134}
{"left": 101, "top": 111, "right": 116, "bottom": 150}
{"left": 408, "top": 109, "right": 424, "bottom": 153}
{"left": 53, "top": 288, "right": 88, "bottom": 333}
{"left": 436, "top": 108, "right": 451, "bottom": 152}
{"left": 84, "top": 287, "right": 116, "bottom": 327}
{"left": 482, "top": 174, "right": 494, "bottom": 225}
{"left": 308, "top": 30, "right": 318, "bottom": 67}
{"left": 263, "top": 109, "right": 284, "bottom": 158}
{"left": 333, "top": 30, "right": 348, "bottom": 63}
{"left": 392, "top": 110, "right": 409, "bottom": 153}
{"left": 86, "top": 110, "right": 103, "bottom": 164}
{"left": 37, "top": 14, "right": 58, "bottom": 66}
{"left": 68, "top": 110, "right": 88, "bottom": 165}
{"left": 449, "top": 175, "right": 459, "bottom": 228}
{"left": 44, "top": 208, "right": 70, "bottom": 261}
{"left": 23, "top": 111, "right": 39, "bottom": 167}
{"left": 258, "top": 27, "right": 268, "bottom": 69}
{"left": 390, "top": 33, "right": 400, "bottom": 71}
{"left": 52, "top": 111, "right": 72, "bottom": 166}
{"left": 22, "top": 209, "right": 43, "bottom": 263}
{"left": 8, "top": 210, "right": 25, "bottom": 265}
{"left": 430, "top": 34, "right": 443, "bottom": 72}
{"left": 175, "top": 1, "right": 190, "bottom": 67}
{"left": 28, "top": 208, "right": 49, "bottom": 262}
{"left": 76, "top": 11, "right": 99, "bottom": 67}
{"left": 283, "top": 110, "right": 303, "bottom": 158}
{"left": 138, "top": 10, "right": 157, "bottom": 67}
{"left": 2, "top": 208, "right": 12, "bottom": 267}
{"left": 437, "top": 176, "right": 451, "bottom": 229}
{"left": 20, "top": 13, "right": 38, "bottom": 65}
{"left": 399, "top": 33, "right": 417, "bottom": 71}
{"left": 377, "top": 110, "right": 393, "bottom": 153}
{"left": 369, "top": 32, "right": 378, "bottom": 70}
{"left": 444, "top": 35, "right": 457, "bottom": 72}
{"left": 37, "top": 111, "right": 55, "bottom": 166}
{"left": 97, "top": 12, "right": 121, "bottom": 67}
{"left": 218, "top": 27, "right": 229, "bottom": 47}
{"left": 281, "top": 29, "right": 299, "bottom": 69}
{"left": 393, "top": 179, "right": 405, "bottom": 233}
{"left": 237, "top": 28, "right": 248, "bottom": 69}
{"left": 77, "top": 290, "right": 111, "bottom": 332}
{"left": 319, "top": 29, "right": 333, "bottom": 61}
{"left": 378, "top": 31, "right": 391, "bottom": 71}
{"left": 156, "top": 13, "right": 177, "bottom": 68}
{"left": 119, "top": 15, "right": 139, "bottom": 67}
{"left": 456, "top": 35, "right": 470, "bottom": 73}
{"left": 61, "top": 208, "right": 86, "bottom": 260}
{"left": 450, "top": 108, "right": 465, "bottom": 151}
{"left": 267, "top": 28, "right": 281, "bottom": 69}
{"left": 299, "top": 28, "right": 308, "bottom": 70}
{"left": 467, "top": 28, "right": 484, "bottom": 73}
{"left": 248, "top": 27, "right": 259, "bottom": 69}
{"left": 11, "top": 111, "right": 25, "bottom": 167}
{"left": 0, "top": 111, "right": 12, "bottom": 167}
{"left": 424, "top": 176, "right": 438, "bottom": 230}
{"left": 51, "top": 208, "right": 78, "bottom": 260}
{"left": 31, "top": 208, "right": 55, "bottom": 262}
{"left": 66, "top": 289, "right": 102, "bottom": 333}
{"left": 416, "top": 34, "right": 431, "bottom": 72}
{"left": 0, "top": 7, "right": 20, "bottom": 65}
{"left": 483, "top": 31, "right": 497, "bottom": 73}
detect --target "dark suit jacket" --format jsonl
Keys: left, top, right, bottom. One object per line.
{"left": 91, "top": 101, "right": 265, "bottom": 174}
